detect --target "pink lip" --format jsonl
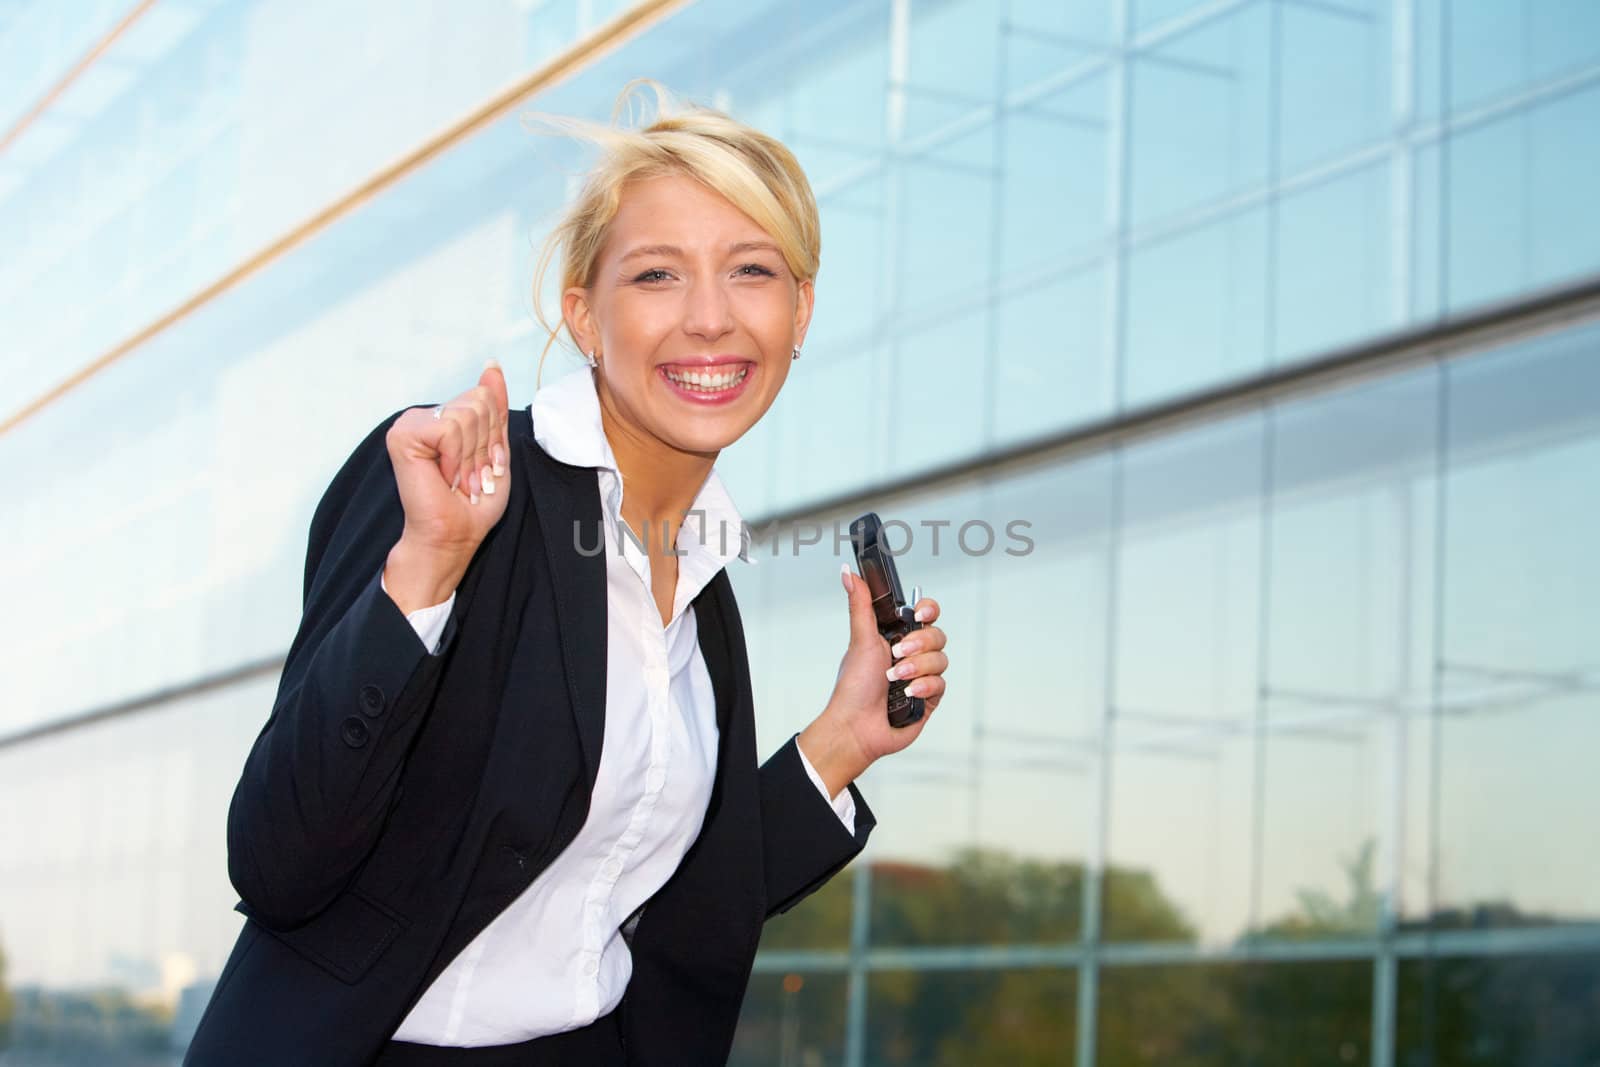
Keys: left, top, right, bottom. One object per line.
{"left": 657, "top": 362, "right": 755, "bottom": 406}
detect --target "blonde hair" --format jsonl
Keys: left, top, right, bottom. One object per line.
{"left": 522, "top": 79, "right": 821, "bottom": 390}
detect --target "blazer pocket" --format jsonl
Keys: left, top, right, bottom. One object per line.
{"left": 234, "top": 889, "right": 408, "bottom": 986}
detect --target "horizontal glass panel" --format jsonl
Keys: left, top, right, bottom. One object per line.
{"left": 866, "top": 968, "right": 1075, "bottom": 1066}
{"left": 1396, "top": 953, "right": 1600, "bottom": 1065}
{"left": 1097, "top": 960, "right": 1371, "bottom": 1065}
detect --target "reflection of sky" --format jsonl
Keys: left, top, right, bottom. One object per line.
{"left": 2, "top": 0, "right": 1600, "bottom": 986}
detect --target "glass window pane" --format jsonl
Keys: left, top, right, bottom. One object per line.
{"left": 866, "top": 968, "right": 1075, "bottom": 1066}
{"left": 1104, "top": 727, "right": 1255, "bottom": 944}
{"left": 1447, "top": 83, "right": 1600, "bottom": 313}
{"left": 1279, "top": 1, "right": 1393, "bottom": 174}
{"left": 1097, "top": 961, "right": 1371, "bottom": 1065}
{"left": 993, "top": 266, "right": 1114, "bottom": 447}
{"left": 1396, "top": 954, "right": 1600, "bottom": 1065}
{"left": 1275, "top": 163, "right": 1398, "bottom": 364}
{"left": 731, "top": 970, "right": 849, "bottom": 1067}
{"left": 1128, "top": 5, "right": 1271, "bottom": 228}
{"left": 1000, "top": 77, "right": 1111, "bottom": 276}
{"left": 1124, "top": 206, "right": 1269, "bottom": 407}
{"left": 1431, "top": 321, "right": 1600, "bottom": 928}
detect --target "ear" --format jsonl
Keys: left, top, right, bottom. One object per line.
{"left": 792, "top": 277, "right": 815, "bottom": 350}
{"left": 563, "top": 286, "right": 598, "bottom": 355}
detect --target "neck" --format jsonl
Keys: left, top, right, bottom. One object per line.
{"left": 597, "top": 386, "right": 716, "bottom": 559}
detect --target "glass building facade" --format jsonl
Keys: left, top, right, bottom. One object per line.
{"left": 2, "top": 0, "right": 1598, "bottom": 1062}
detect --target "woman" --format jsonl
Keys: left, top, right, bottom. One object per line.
{"left": 185, "top": 80, "right": 949, "bottom": 1066}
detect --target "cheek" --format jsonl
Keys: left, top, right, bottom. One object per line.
{"left": 607, "top": 292, "right": 674, "bottom": 345}
{"left": 743, "top": 291, "right": 799, "bottom": 341}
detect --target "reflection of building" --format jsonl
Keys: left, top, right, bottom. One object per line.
{"left": 2, "top": 0, "right": 1598, "bottom": 1063}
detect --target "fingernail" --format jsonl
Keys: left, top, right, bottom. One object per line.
{"left": 914, "top": 606, "right": 932, "bottom": 622}
{"left": 451, "top": 469, "right": 462, "bottom": 491}
{"left": 886, "top": 663, "right": 912, "bottom": 681}
{"left": 840, "top": 563, "right": 852, "bottom": 593}
{"left": 492, "top": 444, "right": 507, "bottom": 477}
{"left": 471, "top": 490, "right": 481, "bottom": 505}
{"left": 484, "top": 356, "right": 501, "bottom": 370}
{"left": 907, "top": 679, "right": 928, "bottom": 698}
{"left": 482, "top": 465, "right": 496, "bottom": 495}
{"left": 890, "top": 640, "right": 911, "bottom": 658}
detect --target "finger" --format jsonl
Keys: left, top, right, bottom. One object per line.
{"left": 480, "top": 359, "right": 511, "bottom": 477}
{"left": 464, "top": 390, "right": 495, "bottom": 498}
{"left": 889, "top": 625, "right": 945, "bottom": 658}
{"left": 480, "top": 358, "right": 510, "bottom": 417}
{"left": 471, "top": 383, "right": 500, "bottom": 474}
{"left": 840, "top": 564, "right": 882, "bottom": 650}
{"left": 434, "top": 417, "right": 468, "bottom": 493}
{"left": 913, "top": 596, "right": 939, "bottom": 624}
{"left": 905, "top": 675, "right": 944, "bottom": 703}
{"left": 438, "top": 405, "right": 483, "bottom": 501}
{"left": 887, "top": 650, "right": 947, "bottom": 683}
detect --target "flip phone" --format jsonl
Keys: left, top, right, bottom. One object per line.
{"left": 849, "top": 512, "right": 925, "bottom": 728}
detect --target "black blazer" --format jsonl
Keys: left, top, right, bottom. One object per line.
{"left": 184, "top": 405, "right": 876, "bottom": 1065}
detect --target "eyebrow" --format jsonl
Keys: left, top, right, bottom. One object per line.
{"left": 619, "top": 240, "right": 783, "bottom": 262}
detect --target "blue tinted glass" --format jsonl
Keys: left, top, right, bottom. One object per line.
{"left": 1001, "top": 76, "right": 1111, "bottom": 276}
{"left": 1128, "top": 3, "right": 1271, "bottom": 228}
{"left": 1275, "top": 162, "right": 1397, "bottom": 363}
{"left": 1447, "top": 83, "right": 1600, "bottom": 312}
{"left": 993, "top": 266, "right": 1113, "bottom": 445}
{"left": 1449, "top": 0, "right": 1600, "bottom": 114}
{"left": 1278, "top": 0, "right": 1393, "bottom": 173}
{"left": 1433, "top": 321, "right": 1600, "bottom": 927}
{"left": 903, "top": 0, "right": 999, "bottom": 141}
{"left": 890, "top": 302, "right": 988, "bottom": 477}
{"left": 1124, "top": 205, "right": 1269, "bottom": 407}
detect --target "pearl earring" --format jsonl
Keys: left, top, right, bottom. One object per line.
{"left": 585, "top": 350, "right": 598, "bottom": 369}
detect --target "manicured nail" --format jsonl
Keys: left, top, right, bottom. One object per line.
{"left": 492, "top": 444, "right": 507, "bottom": 477}
{"left": 471, "top": 492, "right": 481, "bottom": 505}
{"left": 840, "top": 563, "right": 852, "bottom": 593}
{"left": 482, "top": 465, "right": 496, "bottom": 495}
{"left": 890, "top": 640, "right": 913, "bottom": 658}
{"left": 914, "top": 606, "right": 932, "bottom": 623}
{"left": 906, "top": 679, "right": 929, "bottom": 698}
{"left": 887, "top": 663, "right": 913, "bottom": 681}
{"left": 484, "top": 356, "right": 502, "bottom": 370}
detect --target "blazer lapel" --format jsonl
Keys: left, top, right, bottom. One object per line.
{"left": 525, "top": 430, "right": 608, "bottom": 795}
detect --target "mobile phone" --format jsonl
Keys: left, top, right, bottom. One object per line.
{"left": 849, "top": 512, "right": 925, "bottom": 728}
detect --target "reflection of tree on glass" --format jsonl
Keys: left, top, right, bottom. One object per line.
{"left": 0, "top": 936, "right": 11, "bottom": 1050}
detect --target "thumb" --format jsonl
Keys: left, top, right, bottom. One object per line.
{"left": 840, "top": 564, "right": 881, "bottom": 650}
{"left": 479, "top": 359, "right": 510, "bottom": 416}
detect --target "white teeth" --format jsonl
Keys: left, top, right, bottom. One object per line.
{"left": 665, "top": 365, "right": 748, "bottom": 391}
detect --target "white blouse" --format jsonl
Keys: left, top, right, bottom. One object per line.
{"left": 386, "top": 368, "right": 853, "bottom": 1046}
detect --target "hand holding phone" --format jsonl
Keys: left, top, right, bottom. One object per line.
{"left": 849, "top": 512, "right": 925, "bottom": 728}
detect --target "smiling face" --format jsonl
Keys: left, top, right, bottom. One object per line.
{"left": 562, "top": 172, "right": 814, "bottom": 459}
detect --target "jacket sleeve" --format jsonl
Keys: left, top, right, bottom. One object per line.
{"left": 226, "top": 407, "right": 459, "bottom": 931}
{"left": 758, "top": 734, "right": 877, "bottom": 918}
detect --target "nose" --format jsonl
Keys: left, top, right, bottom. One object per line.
{"left": 681, "top": 273, "right": 735, "bottom": 343}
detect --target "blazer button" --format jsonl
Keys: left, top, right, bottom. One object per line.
{"left": 359, "top": 684, "right": 386, "bottom": 717}
{"left": 340, "top": 716, "right": 370, "bottom": 748}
